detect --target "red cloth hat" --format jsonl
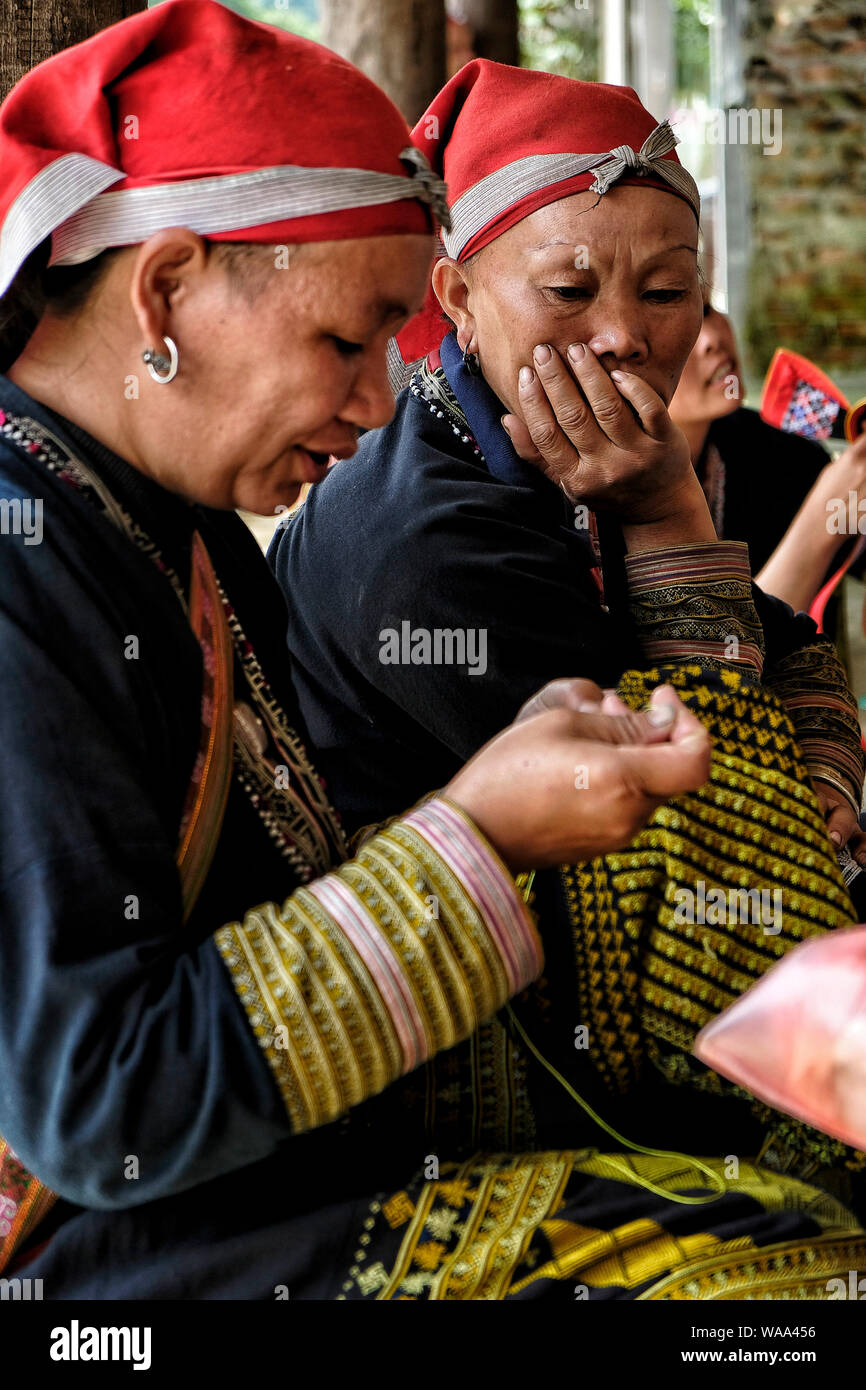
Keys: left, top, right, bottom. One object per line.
{"left": 0, "top": 0, "right": 449, "bottom": 297}
{"left": 396, "top": 60, "right": 700, "bottom": 366}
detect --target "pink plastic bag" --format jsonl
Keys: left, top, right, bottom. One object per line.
{"left": 694, "top": 926, "right": 866, "bottom": 1152}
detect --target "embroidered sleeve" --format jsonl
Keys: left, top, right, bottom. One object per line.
{"left": 214, "top": 797, "right": 542, "bottom": 1134}
{"left": 762, "top": 641, "right": 865, "bottom": 815}
{"left": 624, "top": 541, "right": 765, "bottom": 679}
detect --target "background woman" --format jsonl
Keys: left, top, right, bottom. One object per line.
{"left": 669, "top": 293, "right": 866, "bottom": 617}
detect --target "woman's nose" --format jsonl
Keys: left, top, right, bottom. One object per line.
{"left": 697, "top": 322, "right": 723, "bottom": 356}
{"left": 585, "top": 306, "right": 648, "bottom": 367}
{"left": 348, "top": 358, "right": 396, "bottom": 431}
{"left": 697, "top": 313, "right": 733, "bottom": 359}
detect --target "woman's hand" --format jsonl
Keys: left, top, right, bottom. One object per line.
{"left": 756, "top": 433, "right": 866, "bottom": 611}
{"left": 814, "top": 781, "right": 866, "bottom": 865}
{"left": 445, "top": 680, "right": 711, "bottom": 872}
{"left": 817, "top": 430, "right": 866, "bottom": 503}
{"left": 501, "top": 342, "right": 712, "bottom": 535}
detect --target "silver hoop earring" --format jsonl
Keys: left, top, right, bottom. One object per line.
{"left": 142, "top": 336, "right": 179, "bottom": 384}
{"left": 462, "top": 342, "right": 481, "bottom": 376}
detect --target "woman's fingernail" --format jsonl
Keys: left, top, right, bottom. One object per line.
{"left": 567, "top": 342, "right": 586, "bottom": 361}
{"left": 533, "top": 343, "right": 552, "bottom": 365}
{"left": 830, "top": 829, "right": 843, "bottom": 845}
{"left": 610, "top": 370, "right": 627, "bottom": 382}
{"left": 646, "top": 706, "right": 675, "bottom": 727}
{"left": 500, "top": 414, "right": 512, "bottom": 436}
{"left": 519, "top": 366, "right": 535, "bottom": 388}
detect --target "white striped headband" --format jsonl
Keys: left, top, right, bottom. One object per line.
{"left": 441, "top": 120, "right": 699, "bottom": 260}
{"left": 0, "top": 145, "right": 450, "bottom": 298}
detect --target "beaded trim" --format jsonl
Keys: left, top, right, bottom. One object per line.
{"left": 409, "top": 360, "right": 483, "bottom": 460}
{"left": 0, "top": 406, "right": 348, "bottom": 880}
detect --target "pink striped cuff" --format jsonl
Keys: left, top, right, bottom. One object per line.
{"left": 624, "top": 540, "right": 754, "bottom": 591}
{"left": 403, "top": 797, "right": 544, "bottom": 994}
{"left": 306, "top": 874, "right": 427, "bottom": 1072}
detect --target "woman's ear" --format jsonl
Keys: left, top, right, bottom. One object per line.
{"left": 431, "top": 257, "right": 475, "bottom": 342}
{"left": 128, "top": 228, "right": 209, "bottom": 351}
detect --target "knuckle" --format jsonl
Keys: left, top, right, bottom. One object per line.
{"left": 557, "top": 404, "right": 589, "bottom": 434}
{"left": 531, "top": 423, "right": 560, "bottom": 452}
{"left": 569, "top": 677, "right": 603, "bottom": 703}
{"left": 593, "top": 400, "right": 622, "bottom": 427}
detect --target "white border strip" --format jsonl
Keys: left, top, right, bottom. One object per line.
{"left": 442, "top": 152, "right": 604, "bottom": 258}
{"left": 442, "top": 149, "right": 700, "bottom": 259}
{"left": 0, "top": 153, "right": 125, "bottom": 296}
{"left": 50, "top": 163, "right": 431, "bottom": 269}
{"left": 1, "top": 156, "right": 434, "bottom": 295}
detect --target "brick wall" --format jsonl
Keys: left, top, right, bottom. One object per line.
{"left": 743, "top": 0, "right": 866, "bottom": 391}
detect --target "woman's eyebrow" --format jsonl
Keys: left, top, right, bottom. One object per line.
{"left": 527, "top": 239, "right": 577, "bottom": 253}
{"left": 526, "top": 240, "right": 698, "bottom": 258}
{"left": 641, "top": 243, "right": 699, "bottom": 260}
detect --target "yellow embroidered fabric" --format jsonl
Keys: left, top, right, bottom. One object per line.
{"left": 215, "top": 809, "right": 539, "bottom": 1134}
{"left": 338, "top": 1150, "right": 865, "bottom": 1301}
{"left": 561, "top": 663, "right": 865, "bottom": 1179}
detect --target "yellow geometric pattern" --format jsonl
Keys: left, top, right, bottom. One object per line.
{"left": 215, "top": 815, "right": 536, "bottom": 1133}
{"left": 366, "top": 1151, "right": 864, "bottom": 1301}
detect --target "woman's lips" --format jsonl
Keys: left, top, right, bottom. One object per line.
{"left": 293, "top": 447, "right": 336, "bottom": 482}
{"left": 707, "top": 359, "right": 737, "bottom": 387}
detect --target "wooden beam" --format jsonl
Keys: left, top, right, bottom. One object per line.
{"left": 320, "top": 0, "right": 447, "bottom": 125}
{"left": 1, "top": 0, "right": 147, "bottom": 101}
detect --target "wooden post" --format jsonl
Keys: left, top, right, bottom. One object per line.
{"left": 320, "top": 0, "right": 447, "bottom": 125}
{"left": 1, "top": 0, "right": 147, "bottom": 101}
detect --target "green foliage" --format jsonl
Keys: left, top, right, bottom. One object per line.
{"left": 519, "top": 0, "right": 711, "bottom": 95}
{"left": 518, "top": 0, "right": 599, "bottom": 79}
{"left": 211, "top": 0, "right": 320, "bottom": 40}
{"left": 673, "top": 0, "right": 711, "bottom": 103}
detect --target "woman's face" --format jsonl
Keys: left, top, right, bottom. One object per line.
{"left": 435, "top": 184, "right": 702, "bottom": 417}
{"left": 669, "top": 298, "right": 742, "bottom": 426}
{"left": 124, "top": 233, "right": 433, "bottom": 514}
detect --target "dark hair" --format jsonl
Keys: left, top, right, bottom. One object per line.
{"left": 0, "top": 239, "right": 276, "bottom": 372}
{"left": 0, "top": 239, "right": 126, "bottom": 372}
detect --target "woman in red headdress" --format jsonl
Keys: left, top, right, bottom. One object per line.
{"left": 0, "top": 6, "right": 863, "bottom": 1302}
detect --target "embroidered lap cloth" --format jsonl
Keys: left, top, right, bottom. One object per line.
{"left": 694, "top": 927, "right": 866, "bottom": 1153}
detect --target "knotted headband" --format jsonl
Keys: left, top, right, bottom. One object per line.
{"left": 441, "top": 118, "right": 698, "bottom": 260}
